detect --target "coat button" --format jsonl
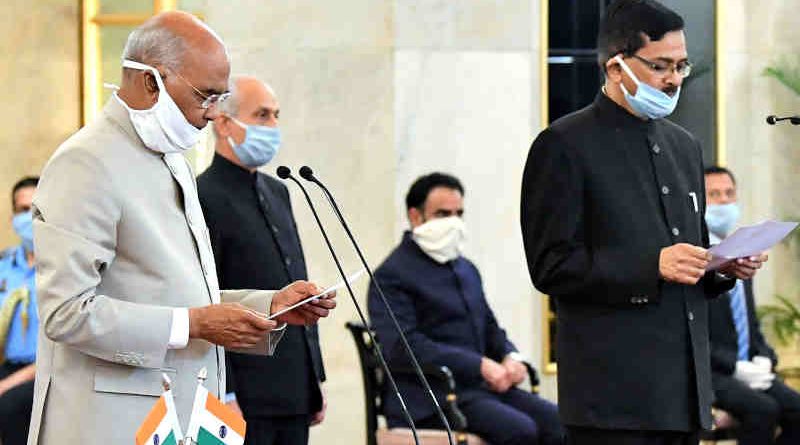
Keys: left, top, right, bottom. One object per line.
{"left": 652, "top": 144, "right": 661, "bottom": 154}
{"left": 688, "top": 311, "right": 695, "bottom": 321}
{"left": 661, "top": 186, "right": 670, "bottom": 195}
{"left": 285, "top": 258, "right": 292, "bottom": 267}
{"left": 271, "top": 225, "right": 279, "bottom": 234}
{"left": 672, "top": 227, "right": 680, "bottom": 236}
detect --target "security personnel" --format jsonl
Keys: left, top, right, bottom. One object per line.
{"left": 0, "top": 176, "right": 39, "bottom": 445}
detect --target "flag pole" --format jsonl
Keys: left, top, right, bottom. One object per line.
{"left": 182, "top": 368, "right": 209, "bottom": 445}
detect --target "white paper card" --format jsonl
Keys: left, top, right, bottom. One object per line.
{"left": 707, "top": 220, "right": 798, "bottom": 270}
{"left": 267, "top": 269, "right": 366, "bottom": 320}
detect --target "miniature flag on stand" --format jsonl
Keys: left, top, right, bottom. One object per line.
{"left": 185, "top": 373, "right": 246, "bottom": 445}
{"left": 135, "top": 375, "right": 184, "bottom": 445}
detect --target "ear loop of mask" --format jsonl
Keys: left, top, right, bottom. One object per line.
{"left": 614, "top": 55, "right": 642, "bottom": 87}
{"left": 224, "top": 115, "right": 247, "bottom": 149}
{"left": 122, "top": 59, "right": 167, "bottom": 98}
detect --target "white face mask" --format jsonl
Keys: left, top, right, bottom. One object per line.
{"left": 114, "top": 59, "right": 202, "bottom": 153}
{"left": 412, "top": 216, "right": 466, "bottom": 264}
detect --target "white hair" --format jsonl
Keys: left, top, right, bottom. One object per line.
{"left": 219, "top": 75, "right": 243, "bottom": 116}
{"left": 121, "top": 21, "right": 186, "bottom": 71}
{"left": 219, "top": 76, "right": 276, "bottom": 117}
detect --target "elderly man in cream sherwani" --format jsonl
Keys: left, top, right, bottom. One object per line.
{"left": 27, "top": 12, "right": 336, "bottom": 445}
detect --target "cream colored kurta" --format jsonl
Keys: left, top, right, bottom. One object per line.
{"left": 27, "top": 97, "right": 284, "bottom": 444}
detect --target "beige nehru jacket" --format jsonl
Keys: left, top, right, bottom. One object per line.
{"left": 27, "top": 97, "right": 284, "bottom": 444}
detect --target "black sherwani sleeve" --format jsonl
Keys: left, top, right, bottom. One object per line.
{"left": 521, "top": 128, "right": 662, "bottom": 305}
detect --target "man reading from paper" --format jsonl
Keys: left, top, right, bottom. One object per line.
{"left": 27, "top": 12, "right": 335, "bottom": 445}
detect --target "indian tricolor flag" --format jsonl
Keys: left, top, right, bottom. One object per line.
{"left": 135, "top": 390, "right": 184, "bottom": 445}
{"left": 186, "top": 384, "right": 246, "bottom": 445}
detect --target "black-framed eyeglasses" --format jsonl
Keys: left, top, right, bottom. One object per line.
{"left": 171, "top": 70, "right": 232, "bottom": 109}
{"left": 630, "top": 54, "right": 693, "bottom": 78}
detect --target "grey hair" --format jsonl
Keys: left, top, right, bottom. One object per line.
{"left": 219, "top": 76, "right": 243, "bottom": 116}
{"left": 122, "top": 22, "right": 186, "bottom": 72}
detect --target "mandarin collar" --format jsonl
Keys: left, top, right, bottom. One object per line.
{"left": 593, "top": 90, "right": 655, "bottom": 131}
{"left": 208, "top": 152, "right": 258, "bottom": 185}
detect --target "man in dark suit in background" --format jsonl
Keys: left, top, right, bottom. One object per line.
{"left": 705, "top": 166, "right": 800, "bottom": 445}
{"left": 520, "top": 1, "right": 767, "bottom": 443}
{"left": 198, "top": 76, "right": 326, "bottom": 445}
{"left": 368, "top": 172, "right": 563, "bottom": 445}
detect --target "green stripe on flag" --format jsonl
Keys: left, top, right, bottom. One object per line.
{"left": 197, "top": 427, "right": 226, "bottom": 445}
{"left": 161, "top": 431, "right": 177, "bottom": 445}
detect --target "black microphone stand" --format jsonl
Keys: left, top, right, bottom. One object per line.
{"left": 766, "top": 114, "right": 800, "bottom": 125}
{"left": 276, "top": 166, "right": 421, "bottom": 445}
{"left": 298, "top": 166, "right": 456, "bottom": 445}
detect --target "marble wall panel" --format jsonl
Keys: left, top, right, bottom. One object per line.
{"left": 207, "top": 0, "right": 393, "bottom": 51}
{"left": 0, "top": 0, "right": 80, "bottom": 247}
{"left": 394, "top": 0, "right": 533, "bottom": 51}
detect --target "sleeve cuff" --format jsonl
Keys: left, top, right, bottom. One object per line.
{"left": 272, "top": 322, "right": 288, "bottom": 332}
{"left": 167, "top": 308, "right": 190, "bottom": 349}
{"left": 506, "top": 351, "right": 526, "bottom": 362}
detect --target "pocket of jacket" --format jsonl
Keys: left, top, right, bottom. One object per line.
{"left": 93, "top": 364, "right": 177, "bottom": 397}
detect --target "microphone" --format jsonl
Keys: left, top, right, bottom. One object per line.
{"left": 299, "top": 166, "right": 456, "bottom": 445}
{"left": 766, "top": 115, "right": 800, "bottom": 125}
{"left": 276, "top": 166, "right": 422, "bottom": 445}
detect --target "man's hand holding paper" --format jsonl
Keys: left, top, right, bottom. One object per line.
{"left": 717, "top": 253, "right": 769, "bottom": 280}
{"left": 269, "top": 280, "right": 338, "bottom": 326}
{"left": 707, "top": 220, "right": 797, "bottom": 272}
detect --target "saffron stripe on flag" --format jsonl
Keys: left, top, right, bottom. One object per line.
{"left": 205, "top": 392, "right": 246, "bottom": 437}
{"left": 197, "top": 427, "right": 226, "bottom": 445}
{"left": 136, "top": 396, "right": 167, "bottom": 445}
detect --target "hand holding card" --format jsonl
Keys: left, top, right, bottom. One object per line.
{"left": 268, "top": 269, "right": 365, "bottom": 321}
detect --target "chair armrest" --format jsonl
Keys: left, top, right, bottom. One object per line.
{"left": 390, "top": 364, "right": 468, "bottom": 431}
{"left": 523, "top": 361, "right": 541, "bottom": 391}
{"left": 392, "top": 364, "right": 457, "bottom": 391}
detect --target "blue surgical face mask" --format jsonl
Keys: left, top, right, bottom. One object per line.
{"left": 12, "top": 210, "right": 33, "bottom": 253}
{"left": 227, "top": 117, "right": 281, "bottom": 168}
{"left": 615, "top": 55, "right": 681, "bottom": 119}
{"left": 705, "top": 203, "right": 740, "bottom": 238}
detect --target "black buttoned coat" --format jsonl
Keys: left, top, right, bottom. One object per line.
{"left": 198, "top": 154, "right": 325, "bottom": 418}
{"left": 521, "top": 93, "right": 733, "bottom": 431}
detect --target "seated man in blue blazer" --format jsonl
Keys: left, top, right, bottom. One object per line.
{"left": 705, "top": 166, "right": 800, "bottom": 445}
{"left": 368, "top": 172, "right": 563, "bottom": 445}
